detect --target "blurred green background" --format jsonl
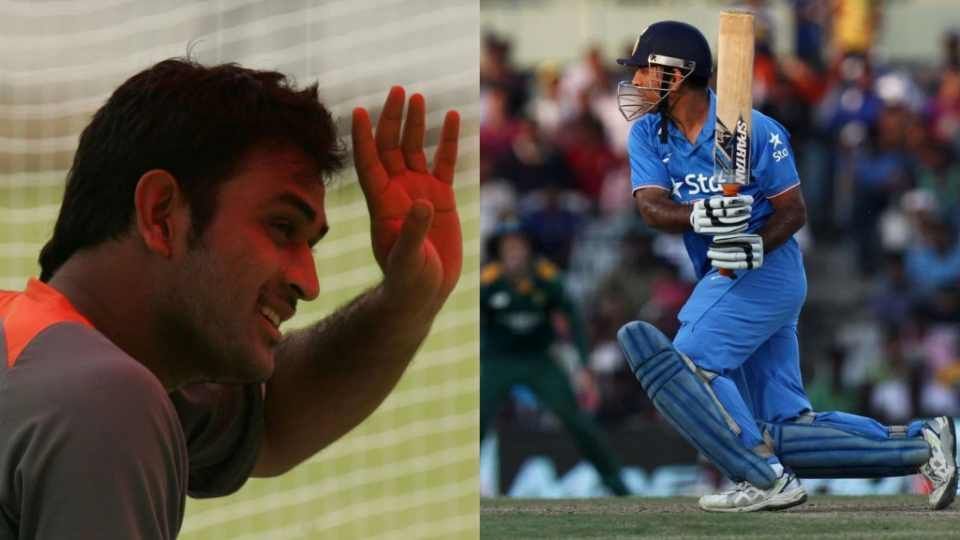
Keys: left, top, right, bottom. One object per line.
{"left": 0, "top": 1, "right": 478, "bottom": 538}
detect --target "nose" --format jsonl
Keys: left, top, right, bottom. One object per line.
{"left": 287, "top": 245, "right": 320, "bottom": 302}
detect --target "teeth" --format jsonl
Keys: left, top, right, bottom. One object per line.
{"left": 260, "top": 306, "right": 281, "bottom": 327}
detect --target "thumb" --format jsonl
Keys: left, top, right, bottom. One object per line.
{"left": 386, "top": 199, "right": 434, "bottom": 275}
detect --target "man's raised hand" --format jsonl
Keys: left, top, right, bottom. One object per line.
{"left": 351, "top": 87, "right": 462, "bottom": 308}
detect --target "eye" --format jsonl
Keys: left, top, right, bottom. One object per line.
{"left": 269, "top": 220, "right": 296, "bottom": 241}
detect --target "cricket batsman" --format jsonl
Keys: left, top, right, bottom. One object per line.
{"left": 615, "top": 20, "right": 957, "bottom": 512}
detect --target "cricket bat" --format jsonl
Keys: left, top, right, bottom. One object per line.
{"left": 714, "top": 11, "right": 755, "bottom": 277}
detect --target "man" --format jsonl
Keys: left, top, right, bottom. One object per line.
{"left": 480, "top": 222, "right": 629, "bottom": 496}
{"left": 614, "top": 21, "right": 956, "bottom": 512}
{"left": 0, "top": 59, "right": 461, "bottom": 538}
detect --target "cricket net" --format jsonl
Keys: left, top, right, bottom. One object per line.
{"left": 0, "top": 1, "right": 479, "bottom": 538}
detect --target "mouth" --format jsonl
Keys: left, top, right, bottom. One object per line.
{"left": 257, "top": 304, "right": 289, "bottom": 345}
{"left": 256, "top": 296, "right": 297, "bottom": 343}
{"left": 260, "top": 305, "right": 282, "bottom": 328}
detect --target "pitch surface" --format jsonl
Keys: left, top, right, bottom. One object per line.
{"left": 481, "top": 496, "right": 959, "bottom": 539}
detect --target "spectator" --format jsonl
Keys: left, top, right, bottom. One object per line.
{"left": 849, "top": 104, "right": 913, "bottom": 275}
{"left": 518, "top": 182, "right": 587, "bottom": 268}
{"left": 560, "top": 113, "right": 621, "bottom": 203}
{"left": 481, "top": 84, "right": 523, "bottom": 178}
{"left": 869, "top": 251, "right": 915, "bottom": 328}
{"left": 491, "top": 116, "right": 573, "bottom": 196}
{"left": 904, "top": 214, "right": 960, "bottom": 298}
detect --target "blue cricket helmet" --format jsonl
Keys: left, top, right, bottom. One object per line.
{"left": 617, "top": 20, "right": 713, "bottom": 82}
{"left": 616, "top": 21, "right": 713, "bottom": 122}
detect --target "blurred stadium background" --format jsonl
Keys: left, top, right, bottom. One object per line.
{"left": 0, "top": 1, "right": 478, "bottom": 538}
{"left": 480, "top": 0, "right": 960, "bottom": 499}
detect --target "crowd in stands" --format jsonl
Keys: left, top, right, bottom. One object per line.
{"left": 481, "top": 1, "right": 960, "bottom": 432}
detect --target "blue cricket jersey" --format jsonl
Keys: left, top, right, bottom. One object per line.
{"left": 628, "top": 89, "right": 801, "bottom": 280}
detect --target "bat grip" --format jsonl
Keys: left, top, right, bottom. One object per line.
{"left": 719, "top": 183, "right": 741, "bottom": 278}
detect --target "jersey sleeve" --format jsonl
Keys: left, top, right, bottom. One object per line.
{"left": 170, "top": 382, "right": 265, "bottom": 498}
{"left": 751, "top": 113, "right": 800, "bottom": 198}
{"left": 1, "top": 326, "right": 187, "bottom": 540}
{"left": 627, "top": 119, "right": 671, "bottom": 192}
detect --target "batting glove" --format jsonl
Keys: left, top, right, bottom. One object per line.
{"left": 690, "top": 194, "right": 753, "bottom": 235}
{"left": 708, "top": 233, "right": 763, "bottom": 270}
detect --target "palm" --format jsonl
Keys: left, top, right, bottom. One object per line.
{"left": 352, "top": 87, "right": 462, "bottom": 298}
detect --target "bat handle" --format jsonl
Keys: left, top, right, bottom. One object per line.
{"left": 719, "top": 183, "right": 741, "bottom": 278}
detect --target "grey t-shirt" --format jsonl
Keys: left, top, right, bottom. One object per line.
{"left": 0, "top": 285, "right": 264, "bottom": 539}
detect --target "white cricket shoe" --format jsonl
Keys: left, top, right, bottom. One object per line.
{"left": 920, "top": 416, "right": 957, "bottom": 510}
{"left": 698, "top": 471, "right": 807, "bottom": 513}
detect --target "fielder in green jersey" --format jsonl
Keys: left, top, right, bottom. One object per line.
{"left": 480, "top": 223, "right": 628, "bottom": 496}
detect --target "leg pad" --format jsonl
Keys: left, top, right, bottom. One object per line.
{"left": 762, "top": 413, "right": 930, "bottom": 478}
{"left": 618, "top": 321, "right": 776, "bottom": 488}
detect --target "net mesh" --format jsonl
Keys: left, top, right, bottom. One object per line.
{"left": 0, "top": 1, "right": 478, "bottom": 538}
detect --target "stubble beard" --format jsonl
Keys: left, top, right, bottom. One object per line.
{"left": 160, "top": 244, "right": 275, "bottom": 386}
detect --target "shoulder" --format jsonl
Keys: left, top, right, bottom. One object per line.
{"left": 0, "top": 325, "right": 188, "bottom": 539}
{"left": 7, "top": 323, "right": 176, "bottom": 425}
{"left": 751, "top": 109, "right": 791, "bottom": 141}
{"left": 481, "top": 262, "right": 503, "bottom": 285}
{"left": 0, "top": 290, "right": 16, "bottom": 311}
{"left": 534, "top": 258, "right": 560, "bottom": 282}
{"left": 628, "top": 115, "right": 659, "bottom": 143}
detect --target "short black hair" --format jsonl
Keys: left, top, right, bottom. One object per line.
{"left": 39, "top": 58, "right": 346, "bottom": 282}
{"left": 686, "top": 74, "right": 709, "bottom": 89}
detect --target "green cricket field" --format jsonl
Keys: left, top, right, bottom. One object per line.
{"left": 480, "top": 496, "right": 959, "bottom": 539}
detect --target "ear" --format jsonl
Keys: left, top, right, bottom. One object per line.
{"left": 133, "top": 169, "right": 189, "bottom": 258}
{"left": 669, "top": 68, "right": 686, "bottom": 91}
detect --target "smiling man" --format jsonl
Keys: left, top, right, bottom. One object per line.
{"left": 0, "top": 59, "right": 461, "bottom": 538}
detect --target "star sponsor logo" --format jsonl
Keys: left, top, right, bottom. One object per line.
{"left": 770, "top": 132, "right": 789, "bottom": 162}
{"left": 671, "top": 177, "right": 682, "bottom": 198}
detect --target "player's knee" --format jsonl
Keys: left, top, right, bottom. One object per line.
{"left": 671, "top": 331, "right": 706, "bottom": 369}
{"left": 617, "top": 321, "right": 674, "bottom": 376}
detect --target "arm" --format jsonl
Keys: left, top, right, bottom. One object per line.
{"left": 759, "top": 184, "right": 806, "bottom": 253}
{"left": 549, "top": 275, "right": 598, "bottom": 405}
{"left": 253, "top": 87, "right": 461, "bottom": 477}
{"left": 634, "top": 187, "right": 692, "bottom": 233}
{"left": 552, "top": 279, "right": 590, "bottom": 366}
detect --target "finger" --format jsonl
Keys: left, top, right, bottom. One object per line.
{"left": 401, "top": 93, "right": 429, "bottom": 173}
{"left": 387, "top": 199, "right": 434, "bottom": 275}
{"left": 713, "top": 215, "right": 749, "bottom": 225}
{"left": 432, "top": 110, "right": 460, "bottom": 184}
{"left": 711, "top": 260, "right": 747, "bottom": 270}
{"left": 708, "top": 250, "right": 749, "bottom": 261}
{"left": 352, "top": 107, "right": 389, "bottom": 197}
{"left": 707, "top": 195, "right": 752, "bottom": 209}
{"left": 712, "top": 233, "right": 758, "bottom": 242}
{"left": 376, "top": 86, "right": 407, "bottom": 177}
{"left": 704, "top": 206, "right": 750, "bottom": 218}
{"left": 695, "top": 217, "right": 748, "bottom": 228}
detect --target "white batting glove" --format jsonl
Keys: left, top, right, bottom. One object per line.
{"left": 708, "top": 233, "right": 763, "bottom": 270}
{"left": 690, "top": 194, "right": 754, "bottom": 235}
